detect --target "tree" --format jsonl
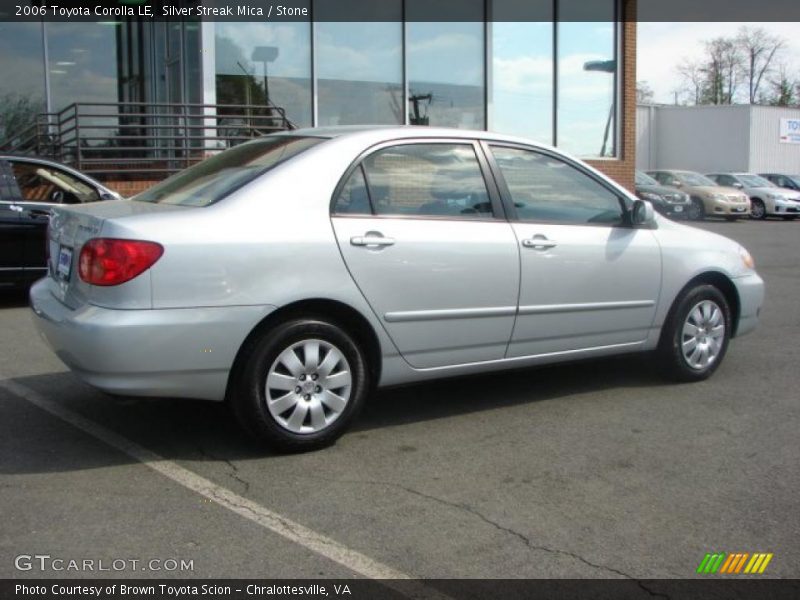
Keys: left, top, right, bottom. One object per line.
{"left": 0, "top": 93, "right": 44, "bottom": 142}
{"left": 636, "top": 81, "right": 654, "bottom": 104}
{"left": 737, "top": 26, "right": 785, "bottom": 104}
{"left": 760, "top": 63, "right": 797, "bottom": 107}
{"left": 676, "top": 59, "right": 705, "bottom": 105}
{"left": 700, "top": 37, "right": 743, "bottom": 105}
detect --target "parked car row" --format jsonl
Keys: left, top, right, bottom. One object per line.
{"left": 636, "top": 168, "right": 800, "bottom": 222}
{"left": 0, "top": 154, "right": 121, "bottom": 286}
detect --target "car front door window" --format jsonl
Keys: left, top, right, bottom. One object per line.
{"left": 10, "top": 161, "right": 100, "bottom": 205}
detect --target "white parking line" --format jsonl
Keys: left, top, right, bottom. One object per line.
{"left": 0, "top": 377, "right": 451, "bottom": 600}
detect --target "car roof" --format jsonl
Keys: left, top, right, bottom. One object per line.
{"left": 282, "top": 125, "right": 559, "bottom": 152}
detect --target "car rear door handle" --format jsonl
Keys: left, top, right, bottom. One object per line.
{"left": 522, "top": 236, "right": 557, "bottom": 250}
{"left": 350, "top": 234, "right": 395, "bottom": 247}
{"left": 26, "top": 208, "right": 51, "bottom": 219}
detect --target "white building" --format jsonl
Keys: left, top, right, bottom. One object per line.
{"left": 636, "top": 104, "right": 800, "bottom": 174}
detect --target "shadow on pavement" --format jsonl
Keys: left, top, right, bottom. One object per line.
{"left": 2, "top": 353, "right": 667, "bottom": 475}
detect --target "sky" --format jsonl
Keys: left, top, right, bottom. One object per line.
{"left": 637, "top": 22, "right": 800, "bottom": 104}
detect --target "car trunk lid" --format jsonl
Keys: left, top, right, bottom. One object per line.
{"left": 47, "top": 200, "right": 189, "bottom": 309}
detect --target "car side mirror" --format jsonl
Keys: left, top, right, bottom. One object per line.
{"left": 732, "top": 182, "right": 743, "bottom": 189}
{"left": 671, "top": 180, "right": 682, "bottom": 188}
{"left": 632, "top": 199, "right": 655, "bottom": 226}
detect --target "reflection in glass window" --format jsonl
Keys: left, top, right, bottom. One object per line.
{"left": 0, "top": 22, "right": 45, "bottom": 139}
{"left": 215, "top": 16, "right": 312, "bottom": 127}
{"left": 46, "top": 23, "right": 119, "bottom": 109}
{"left": 316, "top": 1, "right": 402, "bottom": 126}
{"left": 491, "top": 21, "right": 553, "bottom": 144}
{"left": 557, "top": 0, "right": 617, "bottom": 158}
{"left": 406, "top": 3, "right": 485, "bottom": 129}
{"left": 363, "top": 144, "right": 492, "bottom": 218}
{"left": 490, "top": 146, "right": 622, "bottom": 225}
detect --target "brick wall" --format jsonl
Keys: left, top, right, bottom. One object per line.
{"left": 586, "top": 14, "right": 636, "bottom": 194}
{"left": 102, "top": 179, "right": 160, "bottom": 197}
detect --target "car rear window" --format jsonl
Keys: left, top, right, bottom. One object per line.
{"left": 133, "top": 136, "right": 325, "bottom": 207}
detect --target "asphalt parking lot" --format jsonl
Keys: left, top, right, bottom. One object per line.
{"left": 1, "top": 219, "right": 798, "bottom": 583}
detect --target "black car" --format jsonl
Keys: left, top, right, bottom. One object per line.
{"left": 759, "top": 173, "right": 800, "bottom": 192}
{"left": 0, "top": 155, "right": 121, "bottom": 287}
{"left": 634, "top": 170, "right": 692, "bottom": 219}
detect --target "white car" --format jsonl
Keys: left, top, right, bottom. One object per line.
{"left": 706, "top": 172, "right": 800, "bottom": 220}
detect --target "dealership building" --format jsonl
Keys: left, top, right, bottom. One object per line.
{"left": 0, "top": 0, "right": 637, "bottom": 194}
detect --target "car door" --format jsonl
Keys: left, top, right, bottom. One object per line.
{"left": 486, "top": 143, "right": 662, "bottom": 358}
{"left": 331, "top": 140, "right": 520, "bottom": 369}
{"left": 0, "top": 160, "right": 25, "bottom": 276}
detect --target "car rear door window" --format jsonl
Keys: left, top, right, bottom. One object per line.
{"left": 360, "top": 143, "right": 494, "bottom": 219}
{"left": 333, "top": 165, "right": 372, "bottom": 215}
{"left": 489, "top": 145, "right": 624, "bottom": 225}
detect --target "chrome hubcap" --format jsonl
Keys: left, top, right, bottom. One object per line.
{"left": 752, "top": 202, "right": 764, "bottom": 218}
{"left": 681, "top": 300, "right": 725, "bottom": 370}
{"left": 265, "top": 339, "right": 352, "bottom": 434}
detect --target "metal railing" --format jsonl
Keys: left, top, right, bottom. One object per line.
{"left": 1, "top": 101, "right": 295, "bottom": 178}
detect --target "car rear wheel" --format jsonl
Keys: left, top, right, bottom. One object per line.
{"left": 230, "top": 318, "right": 369, "bottom": 452}
{"left": 656, "top": 285, "right": 731, "bottom": 382}
{"left": 688, "top": 198, "right": 705, "bottom": 221}
{"left": 750, "top": 199, "right": 766, "bottom": 220}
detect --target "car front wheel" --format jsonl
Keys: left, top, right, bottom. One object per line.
{"left": 230, "top": 318, "right": 369, "bottom": 452}
{"left": 656, "top": 285, "right": 732, "bottom": 382}
{"left": 688, "top": 198, "right": 705, "bottom": 221}
{"left": 750, "top": 199, "right": 766, "bottom": 220}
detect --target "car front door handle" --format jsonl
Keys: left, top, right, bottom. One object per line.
{"left": 522, "top": 236, "right": 557, "bottom": 250}
{"left": 350, "top": 234, "right": 395, "bottom": 247}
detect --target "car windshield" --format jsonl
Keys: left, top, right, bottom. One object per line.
{"left": 635, "top": 171, "right": 659, "bottom": 186}
{"left": 134, "top": 136, "right": 325, "bottom": 206}
{"left": 678, "top": 172, "right": 717, "bottom": 187}
{"left": 738, "top": 174, "right": 773, "bottom": 188}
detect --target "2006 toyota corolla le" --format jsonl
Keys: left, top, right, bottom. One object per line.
{"left": 30, "top": 127, "right": 764, "bottom": 451}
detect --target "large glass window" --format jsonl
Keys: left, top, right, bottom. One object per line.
{"left": 215, "top": 15, "right": 312, "bottom": 127}
{"left": 406, "top": 1, "right": 485, "bottom": 129}
{"left": 490, "top": 2, "right": 553, "bottom": 144}
{"left": 316, "top": 1, "right": 402, "bottom": 126}
{"left": 490, "top": 146, "right": 622, "bottom": 225}
{"left": 362, "top": 144, "right": 492, "bottom": 218}
{"left": 557, "top": 0, "right": 617, "bottom": 158}
{"left": 46, "top": 23, "right": 119, "bottom": 109}
{"left": 0, "top": 22, "right": 45, "bottom": 139}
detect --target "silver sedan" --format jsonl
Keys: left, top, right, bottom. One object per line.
{"left": 30, "top": 127, "right": 765, "bottom": 451}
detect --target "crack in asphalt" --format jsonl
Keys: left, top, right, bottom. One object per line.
{"left": 295, "top": 474, "right": 670, "bottom": 597}
{"left": 191, "top": 443, "right": 251, "bottom": 495}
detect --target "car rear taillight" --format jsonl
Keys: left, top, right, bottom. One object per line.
{"left": 79, "top": 238, "right": 163, "bottom": 286}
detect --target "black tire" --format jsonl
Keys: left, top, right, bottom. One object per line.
{"left": 656, "top": 285, "right": 732, "bottom": 382}
{"left": 750, "top": 199, "right": 766, "bottom": 220}
{"left": 688, "top": 197, "right": 705, "bottom": 221}
{"left": 229, "top": 318, "right": 369, "bottom": 452}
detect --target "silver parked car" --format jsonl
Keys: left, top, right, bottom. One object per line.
{"left": 31, "top": 127, "right": 765, "bottom": 451}
{"left": 705, "top": 172, "right": 800, "bottom": 220}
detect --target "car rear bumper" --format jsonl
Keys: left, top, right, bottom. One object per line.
{"left": 30, "top": 278, "right": 275, "bottom": 401}
{"left": 732, "top": 272, "right": 764, "bottom": 338}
